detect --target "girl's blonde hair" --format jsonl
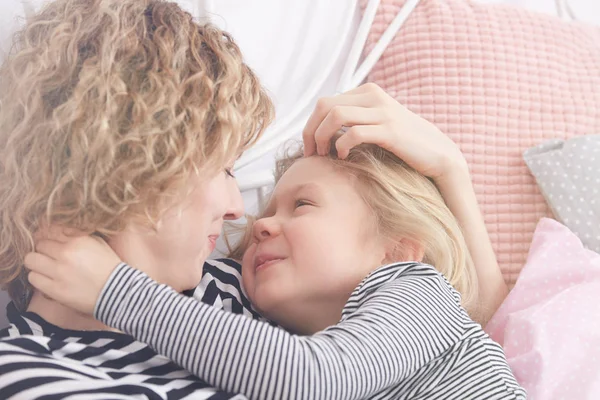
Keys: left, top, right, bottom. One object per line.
{"left": 0, "top": 0, "right": 274, "bottom": 309}
{"left": 231, "top": 143, "right": 479, "bottom": 317}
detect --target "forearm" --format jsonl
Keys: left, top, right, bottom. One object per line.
{"left": 95, "top": 263, "right": 398, "bottom": 400}
{"left": 435, "top": 161, "right": 508, "bottom": 325}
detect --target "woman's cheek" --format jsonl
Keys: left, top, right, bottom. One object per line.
{"left": 241, "top": 243, "right": 257, "bottom": 292}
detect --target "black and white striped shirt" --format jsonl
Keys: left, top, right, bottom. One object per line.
{"left": 0, "top": 259, "right": 257, "bottom": 399}
{"left": 97, "top": 261, "right": 526, "bottom": 400}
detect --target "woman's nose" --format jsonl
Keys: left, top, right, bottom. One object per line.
{"left": 252, "top": 216, "right": 281, "bottom": 241}
{"left": 224, "top": 180, "right": 244, "bottom": 220}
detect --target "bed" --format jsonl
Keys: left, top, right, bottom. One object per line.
{"left": 1, "top": 0, "right": 599, "bottom": 397}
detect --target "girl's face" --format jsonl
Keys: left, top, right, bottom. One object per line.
{"left": 242, "top": 157, "right": 390, "bottom": 334}
{"left": 110, "top": 166, "right": 243, "bottom": 292}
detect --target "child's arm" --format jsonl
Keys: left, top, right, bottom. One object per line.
{"left": 97, "top": 262, "right": 461, "bottom": 400}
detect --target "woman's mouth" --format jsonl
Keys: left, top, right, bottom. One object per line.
{"left": 208, "top": 235, "right": 219, "bottom": 252}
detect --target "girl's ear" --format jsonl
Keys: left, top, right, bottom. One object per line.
{"left": 385, "top": 238, "right": 425, "bottom": 264}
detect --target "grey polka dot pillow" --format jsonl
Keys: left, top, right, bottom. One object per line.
{"left": 524, "top": 135, "right": 600, "bottom": 253}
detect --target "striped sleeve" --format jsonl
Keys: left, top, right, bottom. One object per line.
{"left": 95, "top": 263, "right": 464, "bottom": 400}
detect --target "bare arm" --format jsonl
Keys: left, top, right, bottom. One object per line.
{"left": 435, "top": 159, "right": 509, "bottom": 325}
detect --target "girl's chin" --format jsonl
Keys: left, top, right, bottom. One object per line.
{"left": 250, "top": 288, "right": 290, "bottom": 318}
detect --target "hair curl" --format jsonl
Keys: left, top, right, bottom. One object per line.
{"left": 0, "top": 0, "right": 274, "bottom": 309}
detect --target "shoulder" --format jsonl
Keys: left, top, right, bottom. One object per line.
{"left": 384, "top": 262, "right": 463, "bottom": 304}
{"left": 351, "top": 262, "right": 462, "bottom": 306}
{"left": 334, "top": 263, "right": 470, "bottom": 366}
{"left": 0, "top": 334, "right": 53, "bottom": 361}
{"left": 203, "top": 258, "right": 243, "bottom": 279}
{"left": 346, "top": 262, "right": 467, "bottom": 332}
{"left": 192, "top": 258, "right": 262, "bottom": 320}
{"left": 201, "top": 258, "right": 243, "bottom": 292}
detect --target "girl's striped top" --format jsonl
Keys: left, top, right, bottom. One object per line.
{"left": 95, "top": 261, "right": 526, "bottom": 400}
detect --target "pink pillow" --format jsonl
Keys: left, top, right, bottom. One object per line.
{"left": 363, "top": 0, "right": 600, "bottom": 286}
{"left": 486, "top": 218, "right": 600, "bottom": 398}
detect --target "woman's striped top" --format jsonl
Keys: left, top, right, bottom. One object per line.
{"left": 0, "top": 259, "right": 257, "bottom": 399}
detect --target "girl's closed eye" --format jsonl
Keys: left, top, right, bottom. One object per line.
{"left": 225, "top": 168, "right": 235, "bottom": 178}
{"left": 294, "top": 199, "right": 312, "bottom": 209}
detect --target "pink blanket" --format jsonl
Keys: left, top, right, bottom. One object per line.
{"left": 486, "top": 218, "right": 600, "bottom": 399}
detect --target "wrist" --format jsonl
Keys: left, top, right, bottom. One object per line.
{"left": 94, "top": 262, "right": 134, "bottom": 321}
{"left": 434, "top": 156, "right": 471, "bottom": 193}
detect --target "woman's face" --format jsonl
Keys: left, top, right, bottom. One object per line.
{"left": 110, "top": 167, "right": 243, "bottom": 292}
{"left": 241, "top": 157, "right": 390, "bottom": 334}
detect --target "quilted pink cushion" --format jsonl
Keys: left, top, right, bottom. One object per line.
{"left": 363, "top": 0, "right": 600, "bottom": 287}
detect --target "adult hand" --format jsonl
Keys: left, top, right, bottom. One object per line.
{"left": 302, "top": 83, "right": 467, "bottom": 182}
{"left": 25, "top": 228, "right": 122, "bottom": 316}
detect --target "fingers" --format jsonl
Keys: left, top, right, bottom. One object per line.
{"left": 335, "top": 125, "right": 390, "bottom": 159}
{"left": 342, "top": 82, "right": 386, "bottom": 96}
{"left": 35, "top": 239, "right": 69, "bottom": 261}
{"left": 313, "top": 106, "right": 384, "bottom": 156}
{"left": 303, "top": 91, "right": 381, "bottom": 157}
{"left": 303, "top": 83, "right": 395, "bottom": 157}
{"left": 28, "top": 270, "right": 56, "bottom": 296}
{"left": 24, "top": 252, "right": 57, "bottom": 278}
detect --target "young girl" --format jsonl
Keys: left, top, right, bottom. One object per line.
{"left": 26, "top": 137, "right": 525, "bottom": 398}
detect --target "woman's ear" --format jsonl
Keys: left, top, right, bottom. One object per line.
{"left": 385, "top": 238, "right": 425, "bottom": 263}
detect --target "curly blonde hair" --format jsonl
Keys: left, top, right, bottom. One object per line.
{"left": 0, "top": 0, "right": 274, "bottom": 309}
{"left": 230, "top": 143, "right": 479, "bottom": 318}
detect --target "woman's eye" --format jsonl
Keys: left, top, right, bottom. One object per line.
{"left": 224, "top": 168, "right": 235, "bottom": 178}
